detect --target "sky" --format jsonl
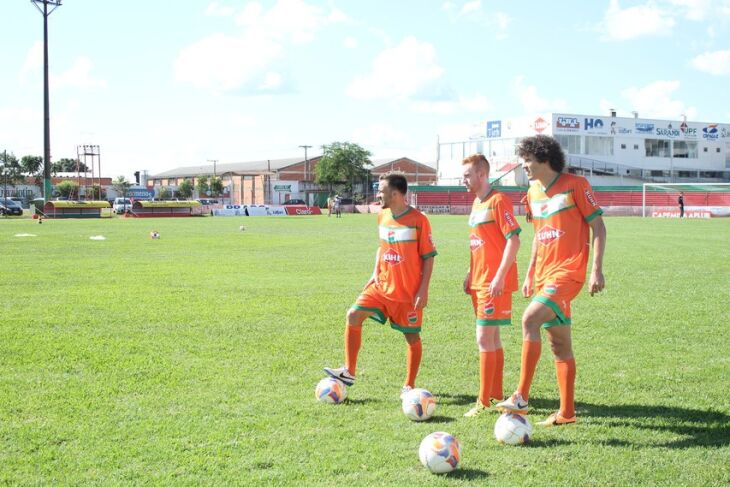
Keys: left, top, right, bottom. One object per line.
{"left": 1, "top": 0, "right": 729, "bottom": 180}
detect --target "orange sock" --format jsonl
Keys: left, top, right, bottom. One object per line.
{"left": 405, "top": 339, "right": 422, "bottom": 387}
{"left": 479, "top": 351, "right": 497, "bottom": 405}
{"left": 555, "top": 358, "right": 576, "bottom": 418}
{"left": 517, "top": 340, "right": 542, "bottom": 401}
{"left": 344, "top": 325, "right": 362, "bottom": 376}
{"left": 491, "top": 347, "right": 504, "bottom": 400}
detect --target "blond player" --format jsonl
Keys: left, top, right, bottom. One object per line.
{"left": 325, "top": 172, "right": 437, "bottom": 398}
{"left": 461, "top": 154, "right": 521, "bottom": 417}
{"left": 496, "top": 135, "right": 606, "bottom": 426}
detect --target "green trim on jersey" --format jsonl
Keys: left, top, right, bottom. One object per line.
{"left": 421, "top": 250, "right": 438, "bottom": 260}
{"left": 542, "top": 317, "right": 572, "bottom": 329}
{"left": 585, "top": 208, "right": 604, "bottom": 222}
{"left": 391, "top": 206, "right": 413, "bottom": 220}
{"left": 543, "top": 173, "right": 562, "bottom": 192}
{"left": 351, "top": 305, "right": 386, "bottom": 324}
{"left": 504, "top": 228, "right": 522, "bottom": 240}
{"left": 476, "top": 318, "right": 511, "bottom": 326}
{"left": 390, "top": 322, "right": 421, "bottom": 334}
{"left": 477, "top": 188, "right": 494, "bottom": 203}
{"left": 533, "top": 295, "right": 568, "bottom": 324}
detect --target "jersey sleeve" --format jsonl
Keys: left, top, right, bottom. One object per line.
{"left": 418, "top": 215, "right": 437, "bottom": 259}
{"left": 495, "top": 195, "right": 522, "bottom": 239}
{"left": 575, "top": 178, "right": 603, "bottom": 222}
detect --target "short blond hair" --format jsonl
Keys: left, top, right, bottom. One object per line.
{"left": 462, "top": 153, "right": 490, "bottom": 174}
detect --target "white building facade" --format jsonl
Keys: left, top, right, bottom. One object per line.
{"left": 438, "top": 113, "right": 730, "bottom": 186}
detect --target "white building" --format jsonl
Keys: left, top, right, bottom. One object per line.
{"left": 437, "top": 112, "right": 730, "bottom": 186}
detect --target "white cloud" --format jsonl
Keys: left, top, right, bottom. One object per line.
{"left": 328, "top": 8, "right": 349, "bottom": 24}
{"left": 411, "top": 94, "right": 491, "bottom": 114}
{"left": 178, "top": 0, "right": 342, "bottom": 93}
{"left": 668, "top": 0, "right": 714, "bottom": 21}
{"left": 620, "top": 80, "right": 697, "bottom": 119}
{"left": 352, "top": 123, "right": 410, "bottom": 150}
{"left": 460, "top": 0, "right": 482, "bottom": 15}
{"left": 443, "top": 1, "right": 510, "bottom": 39}
{"left": 206, "top": 1, "right": 236, "bottom": 17}
{"left": 19, "top": 42, "right": 106, "bottom": 90}
{"left": 513, "top": 75, "right": 568, "bottom": 113}
{"left": 346, "top": 37, "right": 445, "bottom": 101}
{"left": 691, "top": 50, "right": 730, "bottom": 76}
{"left": 599, "top": 0, "right": 675, "bottom": 41}
{"left": 343, "top": 36, "right": 358, "bottom": 49}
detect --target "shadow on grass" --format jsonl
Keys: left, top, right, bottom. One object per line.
{"left": 524, "top": 438, "right": 573, "bottom": 448}
{"left": 578, "top": 402, "right": 730, "bottom": 449}
{"left": 345, "top": 397, "right": 383, "bottom": 405}
{"left": 446, "top": 467, "right": 489, "bottom": 480}
{"left": 427, "top": 415, "right": 456, "bottom": 424}
{"left": 435, "top": 393, "right": 475, "bottom": 406}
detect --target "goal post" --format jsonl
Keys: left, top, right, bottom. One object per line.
{"left": 641, "top": 182, "right": 730, "bottom": 218}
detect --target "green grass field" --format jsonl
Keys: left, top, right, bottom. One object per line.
{"left": 1, "top": 214, "right": 728, "bottom": 485}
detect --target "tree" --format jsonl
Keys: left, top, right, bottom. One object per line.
{"left": 315, "top": 142, "right": 372, "bottom": 192}
{"left": 209, "top": 176, "right": 224, "bottom": 197}
{"left": 86, "top": 184, "right": 105, "bottom": 200}
{"left": 158, "top": 186, "right": 171, "bottom": 200}
{"left": 112, "top": 176, "right": 131, "bottom": 199}
{"left": 56, "top": 180, "right": 78, "bottom": 199}
{"left": 178, "top": 179, "right": 194, "bottom": 199}
{"left": 196, "top": 176, "right": 209, "bottom": 196}
{"left": 52, "top": 158, "right": 89, "bottom": 174}
{"left": 1, "top": 152, "right": 23, "bottom": 186}
{"left": 20, "top": 155, "right": 43, "bottom": 175}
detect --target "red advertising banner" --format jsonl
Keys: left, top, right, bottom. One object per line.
{"left": 284, "top": 205, "right": 322, "bottom": 215}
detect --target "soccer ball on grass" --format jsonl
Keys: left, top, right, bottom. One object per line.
{"left": 401, "top": 388, "right": 436, "bottom": 421}
{"left": 419, "top": 431, "right": 461, "bottom": 474}
{"left": 494, "top": 412, "right": 532, "bottom": 445}
{"left": 315, "top": 377, "right": 347, "bottom": 404}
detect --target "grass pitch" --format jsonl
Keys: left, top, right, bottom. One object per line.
{"left": 0, "top": 214, "right": 728, "bottom": 485}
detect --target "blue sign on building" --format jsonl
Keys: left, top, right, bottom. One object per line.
{"left": 486, "top": 120, "right": 501, "bottom": 138}
{"left": 127, "top": 187, "right": 155, "bottom": 199}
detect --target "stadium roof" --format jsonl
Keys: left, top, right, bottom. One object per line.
{"left": 150, "top": 157, "right": 309, "bottom": 179}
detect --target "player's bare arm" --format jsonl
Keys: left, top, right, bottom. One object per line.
{"left": 414, "top": 256, "right": 435, "bottom": 310}
{"left": 522, "top": 234, "right": 538, "bottom": 298}
{"left": 489, "top": 234, "right": 520, "bottom": 297}
{"left": 588, "top": 215, "right": 607, "bottom": 296}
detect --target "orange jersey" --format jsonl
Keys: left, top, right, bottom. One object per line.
{"left": 375, "top": 206, "right": 437, "bottom": 303}
{"left": 468, "top": 190, "right": 521, "bottom": 291}
{"left": 527, "top": 173, "right": 603, "bottom": 286}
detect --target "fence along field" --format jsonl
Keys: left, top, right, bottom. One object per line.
{"left": 0, "top": 215, "right": 728, "bottom": 485}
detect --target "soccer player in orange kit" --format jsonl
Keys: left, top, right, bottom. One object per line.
{"left": 325, "top": 172, "right": 437, "bottom": 399}
{"left": 496, "top": 135, "right": 606, "bottom": 426}
{"left": 461, "top": 154, "right": 521, "bottom": 417}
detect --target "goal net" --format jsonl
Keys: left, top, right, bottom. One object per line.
{"left": 642, "top": 183, "right": 730, "bottom": 218}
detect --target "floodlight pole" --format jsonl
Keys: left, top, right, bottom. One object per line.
{"left": 299, "top": 145, "right": 311, "bottom": 180}
{"left": 32, "top": 0, "right": 62, "bottom": 202}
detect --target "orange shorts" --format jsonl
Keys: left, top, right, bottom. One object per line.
{"left": 352, "top": 285, "right": 422, "bottom": 334}
{"left": 470, "top": 288, "right": 513, "bottom": 326}
{"left": 533, "top": 278, "right": 583, "bottom": 328}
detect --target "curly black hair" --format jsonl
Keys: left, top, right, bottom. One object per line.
{"left": 517, "top": 135, "right": 565, "bottom": 173}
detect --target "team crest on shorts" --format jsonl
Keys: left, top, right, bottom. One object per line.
{"left": 545, "top": 284, "right": 558, "bottom": 295}
{"left": 407, "top": 311, "right": 418, "bottom": 324}
{"left": 484, "top": 301, "right": 495, "bottom": 315}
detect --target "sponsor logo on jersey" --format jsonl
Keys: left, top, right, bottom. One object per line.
{"left": 585, "top": 190, "right": 599, "bottom": 208}
{"left": 388, "top": 230, "right": 396, "bottom": 243}
{"left": 536, "top": 225, "right": 565, "bottom": 246}
{"left": 504, "top": 211, "right": 516, "bottom": 227}
{"left": 484, "top": 301, "right": 495, "bottom": 315}
{"left": 379, "top": 226, "right": 417, "bottom": 243}
{"left": 382, "top": 248, "right": 403, "bottom": 265}
{"left": 470, "top": 235, "right": 484, "bottom": 251}
{"left": 407, "top": 311, "right": 418, "bottom": 324}
{"left": 545, "top": 283, "right": 558, "bottom": 295}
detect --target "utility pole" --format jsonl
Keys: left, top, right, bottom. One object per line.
{"left": 299, "top": 145, "right": 312, "bottom": 180}
{"left": 2, "top": 150, "right": 7, "bottom": 201}
{"left": 32, "top": 0, "right": 62, "bottom": 202}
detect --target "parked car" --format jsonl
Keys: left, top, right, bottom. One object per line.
{"left": 0, "top": 199, "right": 23, "bottom": 216}
{"left": 113, "top": 197, "right": 132, "bottom": 214}
{"left": 282, "top": 198, "right": 306, "bottom": 205}
{"left": 196, "top": 199, "right": 220, "bottom": 206}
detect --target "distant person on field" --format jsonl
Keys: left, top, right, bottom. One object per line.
{"left": 496, "top": 135, "right": 607, "bottom": 427}
{"left": 334, "top": 194, "right": 342, "bottom": 218}
{"left": 327, "top": 194, "right": 334, "bottom": 217}
{"left": 324, "top": 172, "right": 437, "bottom": 399}
{"left": 678, "top": 192, "right": 685, "bottom": 218}
{"left": 461, "top": 154, "right": 521, "bottom": 417}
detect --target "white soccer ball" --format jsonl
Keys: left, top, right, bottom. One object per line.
{"left": 402, "top": 388, "right": 436, "bottom": 421}
{"left": 315, "top": 377, "right": 347, "bottom": 404}
{"left": 419, "top": 431, "right": 461, "bottom": 474}
{"left": 494, "top": 412, "right": 533, "bottom": 445}
{"left": 150, "top": 231, "right": 160, "bottom": 239}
